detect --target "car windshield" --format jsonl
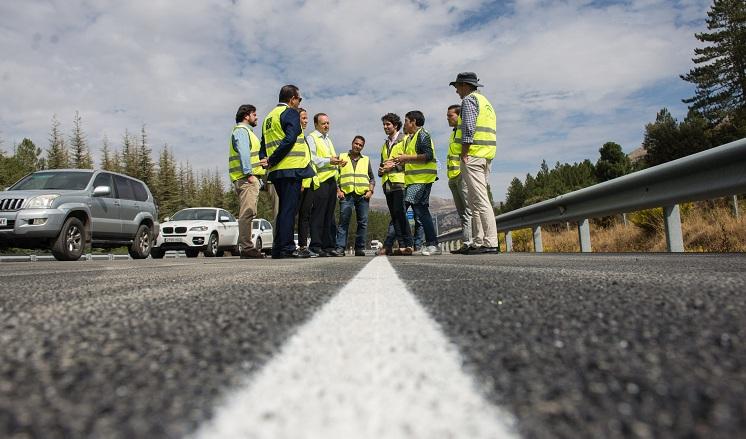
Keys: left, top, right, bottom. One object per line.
{"left": 171, "top": 209, "right": 217, "bottom": 221}
{"left": 10, "top": 171, "right": 93, "bottom": 190}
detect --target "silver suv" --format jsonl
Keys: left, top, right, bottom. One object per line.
{"left": 0, "top": 169, "right": 159, "bottom": 261}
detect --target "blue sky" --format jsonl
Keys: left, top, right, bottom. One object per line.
{"left": 0, "top": 0, "right": 711, "bottom": 201}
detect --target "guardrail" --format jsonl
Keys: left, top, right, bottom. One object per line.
{"left": 493, "top": 137, "right": 746, "bottom": 253}
{"left": 436, "top": 138, "right": 745, "bottom": 253}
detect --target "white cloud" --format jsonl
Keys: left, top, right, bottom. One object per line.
{"left": 0, "top": 0, "right": 711, "bottom": 202}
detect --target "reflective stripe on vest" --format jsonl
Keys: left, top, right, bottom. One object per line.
{"left": 261, "top": 105, "right": 311, "bottom": 172}
{"left": 447, "top": 130, "right": 461, "bottom": 180}
{"left": 307, "top": 131, "right": 338, "bottom": 183}
{"left": 380, "top": 137, "right": 406, "bottom": 185}
{"left": 338, "top": 153, "right": 370, "bottom": 195}
{"left": 229, "top": 125, "right": 265, "bottom": 182}
{"left": 455, "top": 92, "right": 497, "bottom": 160}
{"left": 404, "top": 128, "right": 437, "bottom": 185}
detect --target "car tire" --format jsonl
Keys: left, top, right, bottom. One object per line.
{"left": 150, "top": 247, "right": 165, "bottom": 259}
{"left": 185, "top": 248, "right": 199, "bottom": 258}
{"left": 204, "top": 232, "right": 219, "bottom": 257}
{"left": 52, "top": 216, "right": 85, "bottom": 261}
{"left": 255, "top": 237, "right": 262, "bottom": 252}
{"left": 128, "top": 224, "right": 153, "bottom": 259}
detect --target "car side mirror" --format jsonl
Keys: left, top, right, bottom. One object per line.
{"left": 219, "top": 215, "right": 230, "bottom": 222}
{"left": 92, "top": 185, "right": 111, "bottom": 196}
{"left": 163, "top": 217, "right": 170, "bottom": 223}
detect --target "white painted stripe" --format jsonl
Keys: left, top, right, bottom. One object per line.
{"left": 193, "top": 257, "right": 518, "bottom": 439}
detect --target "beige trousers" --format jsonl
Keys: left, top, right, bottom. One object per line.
{"left": 461, "top": 157, "right": 498, "bottom": 248}
{"left": 234, "top": 177, "right": 261, "bottom": 250}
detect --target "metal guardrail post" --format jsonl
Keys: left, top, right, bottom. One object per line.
{"left": 505, "top": 231, "right": 513, "bottom": 252}
{"left": 532, "top": 226, "right": 543, "bottom": 253}
{"left": 734, "top": 195, "right": 740, "bottom": 220}
{"left": 664, "top": 204, "right": 684, "bottom": 252}
{"left": 578, "top": 219, "right": 591, "bottom": 252}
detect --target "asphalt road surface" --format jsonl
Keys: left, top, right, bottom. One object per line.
{"left": 0, "top": 253, "right": 744, "bottom": 438}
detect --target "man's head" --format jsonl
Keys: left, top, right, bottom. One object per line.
{"left": 350, "top": 135, "right": 365, "bottom": 155}
{"left": 299, "top": 107, "right": 308, "bottom": 130}
{"left": 235, "top": 104, "right": 257, "bottom": 126}
{"left": 381, "top": 113, "right": 401, "bottom": 137}
{"left": 279, "top": 84, "right": 302, "bottom": 108}
{"left": 449, "top": 72, "right": 482, "bottom": 99}
{"left": 447, "top": 104, "right": 461, "bottom": 128}
{"left": 314, "top": 113, "right": 330, "bottom": 134}
{"left": 404, "top": 110, "right": 425, "bottom": 135}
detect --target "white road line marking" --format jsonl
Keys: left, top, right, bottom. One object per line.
{"left": 193, "top": 257, "right": 518, "bottom": 439}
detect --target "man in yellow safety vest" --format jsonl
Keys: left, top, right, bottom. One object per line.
{"left": 445, "top": 103, "right": 473, "bottom": 254}
{"left": 335, "top": 135, "right": 375, "bottom": 256}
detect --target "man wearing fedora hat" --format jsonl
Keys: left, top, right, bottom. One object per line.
{"left": 449, "top": 72, "right": 500, "bottom": 254}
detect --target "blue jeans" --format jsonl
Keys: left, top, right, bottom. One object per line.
{"left": 336, "top": 193, "right": 369, "bottom": 251}
{"left": 384, "top": 205, "right": 423, "bottom": 248}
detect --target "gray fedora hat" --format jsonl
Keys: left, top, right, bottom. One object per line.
{"left": 449, "top": 72, "right": 484, "bottom": 87}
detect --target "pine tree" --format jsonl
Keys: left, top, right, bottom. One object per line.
{"left": 156, "top": 145, "right": 180, "bottom": 216}
{"left": 503, "top": 177, "right": 527, "bottom": 212}
{"left": 642, "top": 108, "right": 680, "bottom": 167}
{"left": 681, "top": 0, "right": 746, "bottom": 124}
{"left": 14, "top": 138, "right": 43, "bottom": 173}
{"left": 137, "top": 124, "right": 154, "bottom": 186}
{"left": 100, "top": 135, "right": 117, "bottom": 171}
{"left": 70, "top": 111, "right": 92, "bottom": 169}
{"left": 46, "top": 115, "right": 69, "bottom": 169}
{"left": 121, "top": 130, "right": 139, "bottom": 177}
{"left": 595, "top": 142, "right": 632, "bottom": 182}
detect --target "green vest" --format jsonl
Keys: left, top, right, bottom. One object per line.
{"left": 307, "top": 131, "right": 338, "bottom": 183}
{"left": 338, "top": 153, "right": 370, "bottom": 195}
{"left": 380, "top": 136, "right": 406, "bottom": 185}
{"left": 447, "top": 129, "right": 461, "bottom": 180}
{"left": 262, "top": 105, "right": 311, "bottom": 173}
{"left": 229, "top": 125, "right": 264, "bottom": 182}
{"left": 404, "top": 128, "right": 437, "bottom": 185}
{"left": 455, "top": 92, "right": 497, "bottom": 159}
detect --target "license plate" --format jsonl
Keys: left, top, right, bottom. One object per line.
{"left": 0, "top": 218, "right": 6, "bottom": 226}
{"left": 164, "top": 237, "right": 182, "bottom": 243}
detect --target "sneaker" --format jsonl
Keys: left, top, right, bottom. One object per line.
{"left": 293, "top": 248, "right": 312, "bottom": 258}
{"left": 329, "top": 249, "right": 345, "bottom": 257}
{"left": 421, "top": 245, "right": 442, "bottom": 256}
{"left": 400, "top": 247, "right": 414, "bottom": 256}
{"left": 354, "top": 249, "right": 366, "bottom": 256}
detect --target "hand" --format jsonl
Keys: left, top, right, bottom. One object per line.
{"left": 382, "top": 160, "right": 395, "bottom": 171}
{"left": 330, "top": 156, "right": 344, "bottom": 166}
{"left": 460, "top": 154, "right": 469, "bottom": 164}
{"left": 248, "top": 175, "right": 255, "bottom": 183}
{"left": 259, "top": 158, "right": 269, "bottom": 168}
{"left": 337, "top": 190, "right": 345, "bottom": 200}
{"left": 364, "top": 190, "right": 372, "bottom": 200}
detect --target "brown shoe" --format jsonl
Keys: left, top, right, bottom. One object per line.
{"left": 400, "top": 247, "right": 413, "bottom": 256}
{"left": 392, "top": 248, "right": 403, "bottom": 256}
{"left": 240, "top": 249, "right": 265, "bottom": 259}
{"left": 377, "top": 247, "right": 391, "bottom": 256}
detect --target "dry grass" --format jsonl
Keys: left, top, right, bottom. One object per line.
{"left": 505, "top": 200, "right": 746, "bottom": 252}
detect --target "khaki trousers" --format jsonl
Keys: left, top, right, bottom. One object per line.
{"left": 234, "top": 177, "right": 261, "bottom": 250}
{"left": 461, "top": 157, "right": 498, "bottom": 248}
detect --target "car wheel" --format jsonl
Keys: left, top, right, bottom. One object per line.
{"left": 204, "top": 232, "right": 219, "bottom": 257}
{"left": 255, "top": 237, "right": 262, "bottom": 252}
{"left": 150, "top": 247, "right": 165, "bottom": 259}
{"left": 128, "top": 224, "right": 152, "bottom": 259}
{"left": 52, "top": 217, "right": 85, "bottom": 261}
{"left": 185, "top": 248, "right": 199, "bottom": 258}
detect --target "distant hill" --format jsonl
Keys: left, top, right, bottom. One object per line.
{"left": 370, "top": 196, "right": 463, "bottom": 232}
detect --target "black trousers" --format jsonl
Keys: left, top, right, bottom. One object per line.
{"left": 296, "top": 187, "right": 314, "bottom": 248}
{"left": 272, "top": 177, "right": 302, "bottom": 257}
{"left": 309, "top": 178, "right": 338, "bottom": 252}
{"left": 385, "top": 189, "right": 413, "bottom": 247}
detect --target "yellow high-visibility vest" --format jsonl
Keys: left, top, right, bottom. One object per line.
{"left": 229, "top": 125, "right": 265, "bottom": 182}
{"left": 446, "top": 129, "right": 461, "bottom": 180}
{"left": 307, "top": 131, "right": 338, "bottom": 183}
{"left": 338, "top": 153, "right": 370, "bottom": 195}
{"left": 455, "top": 92, "right": 497, "bottom": 159}
{"left": 380, "top": 136, "right": 406, "bottom": 185}
{"left": 404, "top": 128, "right": 437, "bottom": 185}
{"left": 261, "top": 105, "right": 310, "bottom": 172}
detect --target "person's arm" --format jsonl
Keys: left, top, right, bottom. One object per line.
{"left": 232, "top": 128, "right": 253, "bottom": 179}
{"left": 268, "top": 108, "right": 302, "bottom": 168}
{"left": 398, "top": 131, "right": 433, "bottom": 163}
{"left": 364, "top": 160, "right": 375, "bottom": 199}
{"left": 460, "top": 95, "right": 478, "bottom": 159}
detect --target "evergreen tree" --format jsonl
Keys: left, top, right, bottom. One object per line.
{"left": 46, "top": 115, "right": 69, "bottom": 169}
{"left": 595, "top": 142, "right": 632, "bottom": 182}
{"left": 138, "top": 124, "right": 154, "bottom": 186}
{"left": 100, "top": 135, "right": 117, "bottom": 171}
{"left": 155, "top": 145, "right": 180, "bottom": 216}
{"left": 681, "top": 0, "right": 746, "bottom": 124}
{"left": 15, "top": 138, "right": 44, "bottom": 173}
{"left": 642, "top": 108, "right": 680, "bottom": 167}
{"left": 70, "top": 111, "right": 92, "bottom": 169}
{"left": 503, "top": 177, "right": 526, "bottom": 212}
{"left": 121, "top": 130, "right": 139, "bottom": 177}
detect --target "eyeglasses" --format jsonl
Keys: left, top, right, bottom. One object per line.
{"left": 295, "top": 96, "right": 303, "bottom": 103}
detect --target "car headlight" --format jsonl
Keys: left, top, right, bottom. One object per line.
{"left": 25, "top": 194, "right": 60, "bottom": 209}
{"left": 189, "top": 226, "right": 209, "bottom": 232}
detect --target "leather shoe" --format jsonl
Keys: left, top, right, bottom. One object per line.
{"left": 354, "top": 249, "right": 365, "bottom": 256}
{"left": 240, "top": 249, "right": 265, "bottom": 259}
{"left": 329, "top": 249, "right": 345, "bottom": 257}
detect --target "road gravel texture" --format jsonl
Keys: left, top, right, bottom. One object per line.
{"left": 0, "top": 257, "right": 367, "bottom": 438}
{"left": 391, "top": 253, "right": 746, "bottom": 439}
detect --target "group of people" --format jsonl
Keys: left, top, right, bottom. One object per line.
{"left": 228, "top": 72, "right": 499, "bottom": 259}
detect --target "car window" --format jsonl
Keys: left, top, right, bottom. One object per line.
{"left": 10, "top": 171, "right": 93, "bottom": 190}
{"left": 171, "top": 209, "right": 217, "bottom": 221}
{"left": 113, "top": 175, "right": 135, "bottom": 200}
{"left": 131, "top": 180, "right": 149, "bottom": 202}
{"left": 252, "top": 221, "right": 260, "bottom": 229}
{"left": 262, "top": 220, "right": 271, "bottom": 229}
{"left": 220, "top": 210, "right": 236, "bottom": 222}
{"left": 92, "top": 173, "right": 115, "bottom": 197}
